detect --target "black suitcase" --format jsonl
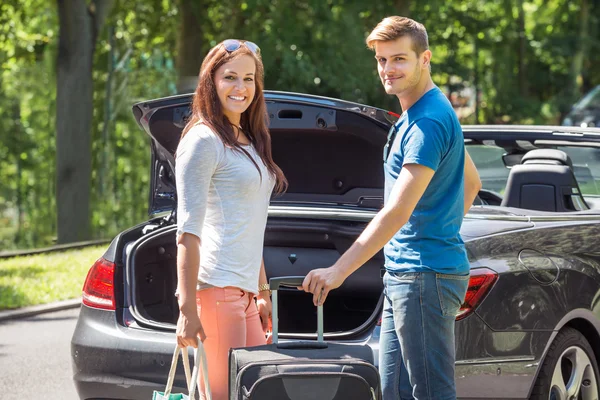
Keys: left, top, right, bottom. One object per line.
{"left": 228, "top": 276, "right": 381, "bottom": 400}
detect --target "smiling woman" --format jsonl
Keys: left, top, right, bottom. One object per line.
{"left": 214, "top": 56, "right": 256, "bottom": 133}
{"left": 173, "top": 39, "right": 287, "bottom": 400}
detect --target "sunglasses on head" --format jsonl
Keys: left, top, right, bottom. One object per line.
{"left": 222, "top": 39, "right": 261, "bottom": 55}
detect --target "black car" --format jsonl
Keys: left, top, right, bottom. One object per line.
{"left": 562, "top": 85, "right": 600, "bottom": 128}
{"left": 72, "top": 91, "right": 600, "bottom": 399}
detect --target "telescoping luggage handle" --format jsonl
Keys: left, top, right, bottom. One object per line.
{"left": 269, "top": 276, "right": 325, "bottom": 347}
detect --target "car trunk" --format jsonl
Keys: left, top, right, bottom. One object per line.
{"left": 128, "top": 217, "right": 383, "bottom": 337}
{"left": 127, "top": 92, "right": 392, "bottom": 338}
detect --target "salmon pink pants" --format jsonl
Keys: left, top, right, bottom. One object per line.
{"left": 196, "top": 287, "right": 266, "bottom": 400}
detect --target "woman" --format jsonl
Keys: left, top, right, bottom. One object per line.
{"left": 174, "top": 39, "right": 287, "bottom": 400}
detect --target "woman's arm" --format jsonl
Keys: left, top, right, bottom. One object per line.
{"left": 256, "top": 258, "right": 272, "bottom": 334}
{"left": 258, "top": 257, "right": 269, "bottom": 293}
{"left": 175, "top": 233, "right": 205, "bottom": 347}
{"left": 174, "top": 127, "right": 219, "bottom": 347}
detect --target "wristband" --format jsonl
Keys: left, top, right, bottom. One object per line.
{"left": 258, "top": 283, "right": 271, "bottom": 293}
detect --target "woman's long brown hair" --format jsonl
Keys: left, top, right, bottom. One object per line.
{"left": 180, "top": 41, "right": 287, "bottom": 194}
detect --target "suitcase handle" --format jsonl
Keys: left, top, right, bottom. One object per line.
{"left": 269, "top": 276, "right": 325, "bottom": 346}
{"left": 269, "top": 276, "right": 305, "bottom": 290}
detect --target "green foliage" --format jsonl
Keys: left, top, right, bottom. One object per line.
{"left": 0, "top": 1, "right": 58, "bottom": 249}
{"left": 0, "top": 0, "right": 599, "bottom": 249}
{"left": 226, "top": 0, "right": 401, "bottom": 112}
{"left": 88, "top": 0, "right": 179, "bottom": 238}
{"left": 0, "top": 245, "right": 105, "bottom": 309}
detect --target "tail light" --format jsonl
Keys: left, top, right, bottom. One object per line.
{"left": 376, "top": 268, "right": 498, "bottom": 325}
{"left": 82, "top": 257, "right": 116, "bottom": 310}
{"left": 456, "top": 268, "right": 498, "bottom": 320}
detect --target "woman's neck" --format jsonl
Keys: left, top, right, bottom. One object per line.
{"left": 224, "top": 111, "right": 241, "bottom": 127}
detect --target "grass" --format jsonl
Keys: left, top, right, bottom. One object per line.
{"left": 0, "top": 245, "right": 106, "bottom": 310}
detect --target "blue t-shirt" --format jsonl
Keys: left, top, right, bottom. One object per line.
{"left": 383, "top": 86, "right": 469, "bottom": 275}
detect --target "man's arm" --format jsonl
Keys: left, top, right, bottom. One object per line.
{"left": 301, "top": 163, "right": 435, "bottom": 306}
{"left": 463, "top": 150, "right": 482, "bottom": 215}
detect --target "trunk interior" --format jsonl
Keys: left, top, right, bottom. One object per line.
{"left": 129, "top": 218, "right": 383, "bottom": 337}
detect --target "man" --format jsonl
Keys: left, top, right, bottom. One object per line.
{"left": 300, "top": 16, "right": 482, "bottom": 399}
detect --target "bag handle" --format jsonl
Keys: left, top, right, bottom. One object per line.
{"left": 163, "top": 338, "right": 212, "bottom": 400}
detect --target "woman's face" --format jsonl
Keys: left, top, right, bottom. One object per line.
{"left": 214, "top": 54, "right": 256, "bottom": 123}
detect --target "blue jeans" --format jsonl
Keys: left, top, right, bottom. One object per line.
{"left": 379, "top": 271, "right": 469, "bottom": 400}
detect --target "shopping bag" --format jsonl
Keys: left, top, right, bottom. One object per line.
{"left": 153, "top": 338, "right": 211, "bottom": 400}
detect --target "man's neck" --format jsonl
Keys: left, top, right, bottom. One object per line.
{"left": 398, "top": 78, "right": 435, "bottom": 112}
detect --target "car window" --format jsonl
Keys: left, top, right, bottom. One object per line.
{"left": 574, "top": 86, "right": 600, "bottom": 110}
{"left": 466, "top": 144, "right": 600, "bottom": 197}
{"left": 466, "top": 145, "right": 508, "bottom": 194}
{"left": 558, "top": 146, "right": 600, "bottom": 195}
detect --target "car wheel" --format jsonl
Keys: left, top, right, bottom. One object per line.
{"left": 530, "top": 327, "right": 599, "bottom": 400}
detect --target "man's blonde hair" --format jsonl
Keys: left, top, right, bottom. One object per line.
{"left": 366, "top": 16, "right": 429, "bottom": 56}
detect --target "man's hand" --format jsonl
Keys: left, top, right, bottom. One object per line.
{"left": 300, "top": 267, "right": 346, "bottom": 306}
{"left": 256, "top": 293, "right": 272, "bottom": 334}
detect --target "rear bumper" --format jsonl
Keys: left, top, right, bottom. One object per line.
{"left": 72, "top": 306, "right": 544, "bottom": 400}
{"left": 72, "top": 305, "right": 378, "bottom": 399}
{"left": 71, "top": 305, "right": 185, "bottom": 400}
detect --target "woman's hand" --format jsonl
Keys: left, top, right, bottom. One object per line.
{"left": 175, "top": 233, "right": 204, "bottom": 347}
{"left": 176, "top": 303, "right": 206, "bottom": 348}
{"left": 256, "top": 292, "right": 272, "bottom": 335}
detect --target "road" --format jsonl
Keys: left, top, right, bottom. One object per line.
{"left": 0, "top": 308, "right": 80, "bottom": 400}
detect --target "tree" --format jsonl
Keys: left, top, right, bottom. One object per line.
{"left": 175, "top": 0, "right": 207, "bottom": 93}
{"left": 1, "top": 0, "right": 599, "bottom": 250}
{"left": 567, "top": 0, "right": 590, "bottom": 107}
{"left": 55, "top": 0, "right": 114, "bottom": 243}
{"left": 0, "top": 1, "right": 58, "bottom": 249}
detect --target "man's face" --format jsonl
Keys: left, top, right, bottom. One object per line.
{"left": 374, "top": 37, "right": 427, "bottom": 96}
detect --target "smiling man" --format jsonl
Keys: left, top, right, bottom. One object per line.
{"left": 301, "top": 16, "right": 482, "bottom": 399}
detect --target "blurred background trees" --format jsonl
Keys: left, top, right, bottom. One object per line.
{"left": 1, "top": 0, "right": 598, "bottom": 249}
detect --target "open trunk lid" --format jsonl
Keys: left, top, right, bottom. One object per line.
{"left": 132, "top": 91, "right": 396, "bottom": 216}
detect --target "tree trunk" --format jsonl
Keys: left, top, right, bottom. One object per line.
{"left": 395, "top": 0, "right": 410, "bottom": 17}
{"left": 99, "top": 25, "right": 115, "bottom": 197}
{"left": 175, "top": 0, "right": 206, "bottom": 93}
{"left": 55, "top": 0, "right": 113, "bottom": 244}
{"left": 516, "top": 0, "right": 528, "bottom": 97}
{"left": 474, "top": 36, "right": 480, "bottom": 124}
{"left": 13, "top": 102, "right": 24, "bottom": 246}
{"left": 569, "top": 0, "right": 590, "bottom": 99}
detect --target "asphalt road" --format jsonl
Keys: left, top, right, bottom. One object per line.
{"left": 0, "top": 308, "right": 80, "bottom": 399}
